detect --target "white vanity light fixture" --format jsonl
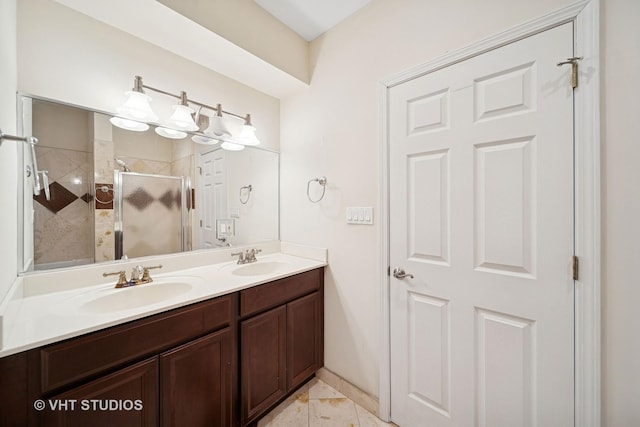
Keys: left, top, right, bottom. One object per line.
{"left": 204, "top": 104, "right": 232, "bottom": 138}
{"left": 110, "top": 75, "right": 260, "bottom": 146}
{"left": 166, "top": 91, "right": 199, "bottom": 131}
{"left": 234, "top": 114, "right": 260, "bottom": 146}
{"left": 109, "top": 76, "right": 158, "bottom": 131}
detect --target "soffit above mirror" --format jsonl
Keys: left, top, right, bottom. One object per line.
{"left": 53, "top": 0, "right": 309, "bottom": 99}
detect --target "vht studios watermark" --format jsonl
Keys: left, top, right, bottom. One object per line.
{"left": 33, "top": 399, "right": 143, "bottom": 411}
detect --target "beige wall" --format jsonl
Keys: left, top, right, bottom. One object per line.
{"left": 601, "top": 0, "right": 640, "bottom": 425}
{"left": 280, "top": 0, "right": 577, "bottom": 398}
{"left": 157, "top": 0, "right": 310, "bottom": 84}
{"left": 0, "top": 0, "right": 18, "bottom": 301}
{"left": 281, "top": 2, "right": 640, "bottom": 424}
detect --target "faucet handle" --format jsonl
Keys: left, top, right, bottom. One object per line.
{"left": 103, "top": 270, "right": 128, "bottom": 288}
{"left": 141, "top": 264, "right": 162, "bottom": 283}
{"left": 245, "top": 248, "right": 261, "bottom": 262}
{"left": 231, "top": 251, "right": 246, "bottom": 264}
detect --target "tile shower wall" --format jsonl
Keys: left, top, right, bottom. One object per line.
{"left": 31, "top": 100, "right": 94, "bottom": 269}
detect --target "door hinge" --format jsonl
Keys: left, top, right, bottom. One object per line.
{"left": 199, "top": 219, "right": 203, "bottom": 227}
{"left": 572, "top": 255, "right": 579, "bottom": 281}
{"left": 557, "top": 57, "right": 583, "bottom": 89}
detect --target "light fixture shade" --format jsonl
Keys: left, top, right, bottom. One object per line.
{"left": 168, "top": 105, "right": 199, "bottom": 131}
{"left": 221, "top": 141, "right": 245, "bottom": 151}
{"left": 234, "top": 124, "right": 260, "bottom": 146}
{"left": 204, "top": 115, "right": 231, "bottom": 137}
{"left": 109, "top": 117, "right": 150, "bottom": 132}
{"left": 117, "top": 91, "right": 158, "bottom": 122}
{"left": 191, "top": 134, "right": 220, "bottom": 145}
{"left": 155, "top": 127, "right": 187, "bottom": 139}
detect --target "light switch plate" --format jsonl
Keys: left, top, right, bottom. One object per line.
{"left": 346, "top": 207, "right": 373, "bottom": 225}
{"left": 216, "top": 218, "right": 235, "bottom": 239}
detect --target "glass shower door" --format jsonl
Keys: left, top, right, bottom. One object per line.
{"left": 115, "top": 172, "right": 186, "bottom": 260}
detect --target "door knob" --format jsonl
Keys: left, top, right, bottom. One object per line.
{"left": 393, "top": 268, "right": 414, "bottom": 279}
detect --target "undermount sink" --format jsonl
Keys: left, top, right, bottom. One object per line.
{"left": 79, "top": 282, "right": 193, "bottom": 314}
{"left": 230, "top": 261, "right": 289, "bottom": 277}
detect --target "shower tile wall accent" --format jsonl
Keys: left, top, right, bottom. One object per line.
{"left": 32, "top": 100, "right": 94, "bottom": 269}
{"left": 32, "top": 148, "right": 93, "bottom": 268}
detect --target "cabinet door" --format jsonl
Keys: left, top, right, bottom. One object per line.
{"left": 160, "top": 328, "right": 234, "bottom": 427}
{"left": 241, "top": 305, "right": 286, "bottom": 426}
{"left": 42, "top": 357, "right": 158, "bottom": 427}
{"left": 287, "top": 291, "right": 323, "bottom": 390}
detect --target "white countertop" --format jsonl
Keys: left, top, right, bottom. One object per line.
{"left": 0, "top": 242, "right": 326, "bottom": 358}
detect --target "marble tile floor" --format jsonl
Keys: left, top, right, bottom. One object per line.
{"left": 258, "top": 378, "right": 398, "bottom": 427}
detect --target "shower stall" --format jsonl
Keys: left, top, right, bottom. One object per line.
{"left": 114, "top": 171, "right": 189, "bottom": 260}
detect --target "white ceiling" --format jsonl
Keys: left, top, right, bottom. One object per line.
{"left": 254, "top": 0, "right": 372, "bottom": 41}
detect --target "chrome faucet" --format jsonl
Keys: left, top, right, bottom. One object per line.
{"left": 245, "top": 248, "right": 261, "bottom": 263}
{"left": 231, "top": 248, "right": 262, "bottom": 265}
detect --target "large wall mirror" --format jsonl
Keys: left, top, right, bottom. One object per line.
{"left": 17, "top": 95, "right": 279, "bottom": 273}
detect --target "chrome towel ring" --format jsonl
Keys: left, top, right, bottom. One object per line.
{"left": 240, "top": 185, "right": 252, "bottom": 204}
{"left": 307, "top": 176, "right": 327, "bottom": 203}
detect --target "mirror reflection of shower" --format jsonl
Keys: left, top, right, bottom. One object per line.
{"left": 114, "top": 171, "right": 189, "bottom": 260}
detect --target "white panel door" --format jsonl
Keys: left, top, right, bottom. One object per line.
{"left": 389, "top": 23, "right": 575, "bottom": 427}
{"left": 199, "top": 149, "right": 227, "bottom": 248}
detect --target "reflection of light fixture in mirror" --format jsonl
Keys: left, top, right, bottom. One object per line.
{"left": 234, "top": 114, "right": 260, "bottom": 146}
{"left": 221, "top": 141, "right": 245, "bottom": 151}
{"left": 109, "top": 117, "right": 149, "bottom": 132}
{"left": 191, "top": 134, "right": 220, "bottom": 145}
{"left": 204, "top": 104, "right": 231, "bottom": 137}
{"left": 155, "top": 127, "right": 187, "bottom": 139}
{"left": 115, "top": 76, "right": 158, "bottom": 122}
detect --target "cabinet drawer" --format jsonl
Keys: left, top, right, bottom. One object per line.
{"left": 240, "top": 269, "right": 322, "bottom": 318}
{"left": 39, "top": 294, "right": 234, "bottom": 394}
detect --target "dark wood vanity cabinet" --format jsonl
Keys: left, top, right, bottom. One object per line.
{"left": 42, "top": 357, "right": 159, "bottom": 427}
{"left": 0, "top": 267, "right": 323, "bottom": 427}
{"left": 240, "top": 268, "right": 324, "bottom": 426}
{"left": 160, "top": 328, "right": 235, "bottom": 426}
{"left": 240, "top": 306, "right": 287, "bottom": 424}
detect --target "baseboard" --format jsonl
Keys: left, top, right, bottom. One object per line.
{"left": 315, "top": 367, "right": 379, "bottom": 417}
